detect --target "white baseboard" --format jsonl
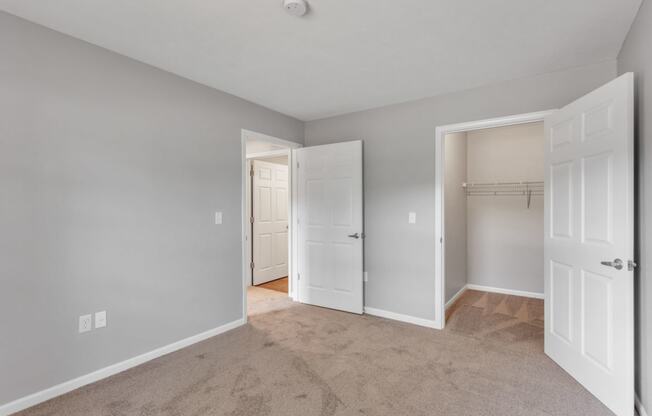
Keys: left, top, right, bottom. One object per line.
{"left": 637, "top": 394, "right": 648, "bottom": 416}
{"left": 364, "top": 307, "right": 438, "bottom": 329}
{"left": 445, "top": 286, "right": 468, "bottom": 309}
{"left": 465, "top": 284, "right": 544, "bottom": 299}
{"left": 0, "top": 317, "right": 246, "bottom": 416}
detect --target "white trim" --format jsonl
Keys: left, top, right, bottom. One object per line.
{"left": 435, "top": 110, "right": 555, "bottom": 135}
{"left": 244, "top": 158, "right": 252, "bottom": 288}
{"left": 434, "top": 110, "right": 555, "bottom": 330}
{"left": 290, "top": 148, "right": 300, "bottom": 301}
{"left": 242, "top": 129, "right": 299, "bottom": 149}
{"left": 465, "top": 283, "right": 544, "bottom": 299}
{"left": 637, "top": 394, "right": 649, "bottom": 416}
{"left": 246, "top": 149, "right": 290, "bottom": 159}
{"left": 0, "top": 318, "right": 245, "bottom": 416}
{"left": 445, "top": 285, "right": 468, "bottom": 309}
{"left": 364, "top": 307, "right": 438, "bottom": 329}
{"left": 241, "top": 129, "right": 302, "bottom": 314}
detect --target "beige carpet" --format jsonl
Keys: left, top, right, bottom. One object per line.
{"left": 15, "top": 287, "right": 614, "bottom": 416}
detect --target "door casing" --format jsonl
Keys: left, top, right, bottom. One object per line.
{"left": 241, "top": 129, "right": 302, "bottom": 321}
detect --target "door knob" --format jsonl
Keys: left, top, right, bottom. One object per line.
{"left": 601, "top": 258, "right": 624, "bottom": 270}
{"left": 348, "top": 233, "right": 360, "bottom": 239}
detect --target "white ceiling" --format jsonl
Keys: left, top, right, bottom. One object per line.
{"left": 0, "top": 0, "right": 641, "bottom": 121}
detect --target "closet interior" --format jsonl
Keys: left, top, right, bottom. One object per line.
{"left": 444, "top": 122, "right": 545, "bottom": 326}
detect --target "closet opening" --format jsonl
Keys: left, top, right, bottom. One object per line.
{"left": 434, "top": 111, "right": 554, "bottom": 332}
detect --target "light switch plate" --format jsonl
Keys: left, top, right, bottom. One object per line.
{"left": 215, "top": 211, "right": 223, "bottom": 225}
{"left": 95, "top": 311, "right": 107, "bottom": 329}
{"left": 79, "top": 314, "right": 92, "bottom": 333}
{"left": 408, "top": 212, "right": 417, "bottom": 224}
{"left": 364, "top": 271, "right": 368, "bottom": 282}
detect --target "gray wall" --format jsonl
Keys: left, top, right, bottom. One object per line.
{"left": 305, "top": 60, "right": 617, "bottom": 321}
{"left": 0, "top": 12, "right": 303, "bottom": 406}
{"left": 444, "top": 132, "right": 467, "bottom": 302}
{"left": 466, "top": 123, "right": 544, "bottom": 294}
{"left": 618, "top": 0, "right": 652, "bottom": 410}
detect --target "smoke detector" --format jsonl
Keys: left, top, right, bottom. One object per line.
{"left": 284, "top": 0, "right": 308, "bottom": 17}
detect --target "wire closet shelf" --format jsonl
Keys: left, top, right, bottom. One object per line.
{"left": 462, "top": 181, "right": 544, "bottom": 208}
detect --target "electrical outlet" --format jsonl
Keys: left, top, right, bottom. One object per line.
{"left": 95, "top": 311, "right": 107, "bottom": 329}
{"left": 79, "top": 314, "right": 92, "bottom": 333}
{"left": 364, "top": 271, "right": 368, "bottom": 282}
{"left": 408, "top": 212, "right": 417, "bottom": 224}
{"left": 215, "top": 211, "right": 223, "bottom": 225}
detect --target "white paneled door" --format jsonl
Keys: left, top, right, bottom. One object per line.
{"left": 296, "top": 141, "right": 364, "bottom": 314}
{"left": 544, "top": 73, "right": 634, "bottom": 416}
{"left": 252, "top": 160, "right": 289, "bottom": 285}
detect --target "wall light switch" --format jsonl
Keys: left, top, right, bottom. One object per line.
{"left": 408, "top": 212, "right": 417, "bottom": 224}
{"left": 79, "top": 314, "right": 92, "bottom": 333}
{"left": 215, "top": 211, "right": 223, "bottom": 225}
{"left": 364, "top": 271, "right": 369, "bottom": 282}
{"left": 95, "top": 311, "right": 107, "bottom": 329}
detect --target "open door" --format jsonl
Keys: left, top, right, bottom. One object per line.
{"left": 544, "top": 73, "right": 634, "bottom": 416}
{"left": 252, "top": 160, "right": 289, "bottom": 285}
{"left": 295, "top": 140, "right": 363, "bottom": 314}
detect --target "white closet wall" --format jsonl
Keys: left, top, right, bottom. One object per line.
{"left": 444, "top": 132, "right": 468, "bottom": 303}
{"left": 466, "top": 122, "right": 544, "bottom": 294}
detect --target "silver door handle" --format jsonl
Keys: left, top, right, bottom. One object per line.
{"left": 348, "top": 233, "right": 360, "bottom": 239}
{"left": 601, "top": 258, "right": 624, "bottom": 270}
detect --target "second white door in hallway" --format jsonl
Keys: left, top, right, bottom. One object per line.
{"left": 252, "top": 160, "right": 289, "bottom": 285}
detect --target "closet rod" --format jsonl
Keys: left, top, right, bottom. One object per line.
{"left": 462, "top": 181, "right": 543, "bottom": 187}
{"left": 464, "top": 192, "right": 544, "bottom": 195}
{"left": 461, "top": 181, "right": 544, "bottom": 208}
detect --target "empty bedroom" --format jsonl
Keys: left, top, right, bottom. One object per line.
{"left": 1, "top": 1, "right": 651, "bottom": 416}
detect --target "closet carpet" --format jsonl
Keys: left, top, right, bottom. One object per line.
{"left": 16, "top": 288, "right": 614, "bottom": 416}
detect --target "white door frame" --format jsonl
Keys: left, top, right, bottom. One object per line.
{"left": 434, "top": 110, "right": 555, "bottom": 330}
{"left": 241, "top": 129, "right": 302, "bottom": 321}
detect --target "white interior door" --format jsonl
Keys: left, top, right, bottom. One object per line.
{"left": 296, "top": 140, "right": 363, "bottom": 314}
{"left": 544, "top": 73, "right": 634, "bottom": 416}
{"left": 252, "top": 160, "right": 289, "bottom": 285}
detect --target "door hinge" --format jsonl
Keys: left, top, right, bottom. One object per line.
{"left": 297, "top": 161, "right": 300, "bottom": 169}
{"left": 250, "top": 216, "right": 254, "bottom": 224}
{"left": 628, "top": 260, "right": 638, "bottom": 271}
{"left": 250, "top": 262, "right": 255, "bottom": 269}
{"left": 297, "top": 273, "right": 301, "bottom": 280}
{"left": 250, "top": 167, "right": 254, "bottom": 176}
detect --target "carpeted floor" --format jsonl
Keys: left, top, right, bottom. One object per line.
{"left": 15, "top": 288, "right": 614, "bottom": 416}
